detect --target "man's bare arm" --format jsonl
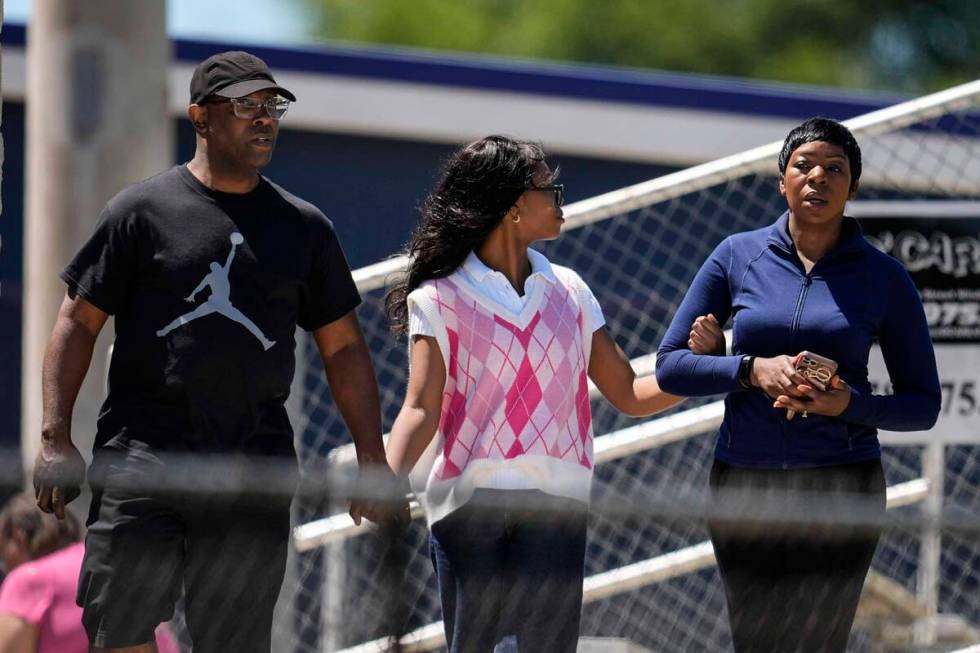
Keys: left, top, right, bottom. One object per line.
{"left": 35, "top": 293, "right": 107, "bottom": 519}
{"left": 313, "top": 311, "right": 407, "bottom": 526}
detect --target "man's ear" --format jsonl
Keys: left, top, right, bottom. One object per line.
{"left": 848, "top": 179, "right": 860, "bottom": 200}
{"left": 778, "top": 175, "right": 786, "bottom": 198}
{"left": 188, "top": 104, "right": 208, "bottom": 135}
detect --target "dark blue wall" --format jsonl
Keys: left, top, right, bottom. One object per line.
{"left": 1, "top": 103, "right": 26, "bottom": 450}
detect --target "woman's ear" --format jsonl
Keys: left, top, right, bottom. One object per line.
{"left": 508, "top": 196, "right": 526, "bottom": 224}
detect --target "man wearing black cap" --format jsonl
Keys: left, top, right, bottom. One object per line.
{"left": 33, "top": 51, "right": 402, "bottom": 652}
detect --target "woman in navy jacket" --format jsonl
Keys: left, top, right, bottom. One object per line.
{"left": 656, "top": 118, "right": 941, "bottom": 652}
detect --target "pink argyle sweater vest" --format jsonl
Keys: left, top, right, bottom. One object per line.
{"left": 407, "top": 265, "right": 596, "bottom": 525}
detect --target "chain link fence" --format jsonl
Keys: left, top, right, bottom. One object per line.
{"left": 281, "top": 80, "right": 980, "bottom": 652}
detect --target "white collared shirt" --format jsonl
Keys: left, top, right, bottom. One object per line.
{"left": 409, "top": 248, "right": 605, "bottom": 337}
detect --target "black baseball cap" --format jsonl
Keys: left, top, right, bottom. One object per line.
{"left": 190, "top": 51, "right": 296, "bottom": 105}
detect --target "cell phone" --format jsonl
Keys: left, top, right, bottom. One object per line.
{"left": 793, "top": 351, "right": 838, "bottom": 392}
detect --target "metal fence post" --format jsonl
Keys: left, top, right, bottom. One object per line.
{"left": 915, "top": 440, "right": 944, "bottom": 646}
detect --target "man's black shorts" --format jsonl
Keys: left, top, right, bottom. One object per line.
{"left": 77, "top": 448, "right": 292, "bottom": 652}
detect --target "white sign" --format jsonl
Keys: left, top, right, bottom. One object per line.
{"left": 869, "top": 345, "right": 980, "bottom": 444}
{"left": 853, "top": 201, "right": 980, "bottom": 444}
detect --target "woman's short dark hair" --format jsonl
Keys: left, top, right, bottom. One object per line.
{"left": 0, "top": 492, "right": 82, "bottom": 561}
{"left": 778, "top": 117, "right": 862, "bottom": 186}
{"left": 385, "top": 135, "right": 554, "bottom": 334}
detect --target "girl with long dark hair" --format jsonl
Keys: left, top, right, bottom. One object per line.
{"left": 385, "top": 135, "right": 721, "bottom": 652}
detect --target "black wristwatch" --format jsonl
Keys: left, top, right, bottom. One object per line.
{"left": 738, "top": 355, "right": 756, "bottom": 389}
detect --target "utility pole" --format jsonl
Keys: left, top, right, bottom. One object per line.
{"left": 21, "top": 2, "right": 170, "bottom": 498}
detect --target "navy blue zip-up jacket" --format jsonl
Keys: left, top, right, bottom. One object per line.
{"left": 656, "top": 212, "right": 941, "bottom": 468}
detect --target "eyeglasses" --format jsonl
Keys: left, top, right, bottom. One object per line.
{"left": 204, "top": 96, "right": 290, "bottom": 121}
{"left": 525, "top": 184, "right": 564, "bottom": 207}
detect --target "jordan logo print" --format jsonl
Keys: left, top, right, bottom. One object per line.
{"left": 156, "top": 232, "right": 275, "bottom": 350}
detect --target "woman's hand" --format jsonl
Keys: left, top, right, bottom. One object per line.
{"left": 750, "top": 355, "right": 810, "bottom": 401}
{"left": 774, "top": 376, "right": 852, "bottom": 419}
{"left": 688, "top": 314, "right": 726, "bottom": 355}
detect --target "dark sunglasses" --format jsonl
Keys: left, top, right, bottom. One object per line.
{"left": 525, "top": 184, "right": 564, "bottom": 206}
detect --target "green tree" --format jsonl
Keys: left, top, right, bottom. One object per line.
{"left": 305, "top": 0, "right": 978, "bottom": 94}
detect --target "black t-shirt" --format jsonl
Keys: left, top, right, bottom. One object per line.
{"left": 62, "top": 164, "right": 361, "bottom": 458}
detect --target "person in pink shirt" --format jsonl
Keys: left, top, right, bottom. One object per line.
{"left": 0, "top": 494, "right": 179, "bottom": 653}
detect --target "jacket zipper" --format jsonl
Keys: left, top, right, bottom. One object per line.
{"left": 791, "top": 273, "right": 812, "bottom": 335}
{"left": 786, "top": 272, "right": 813, "bottom": 466}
